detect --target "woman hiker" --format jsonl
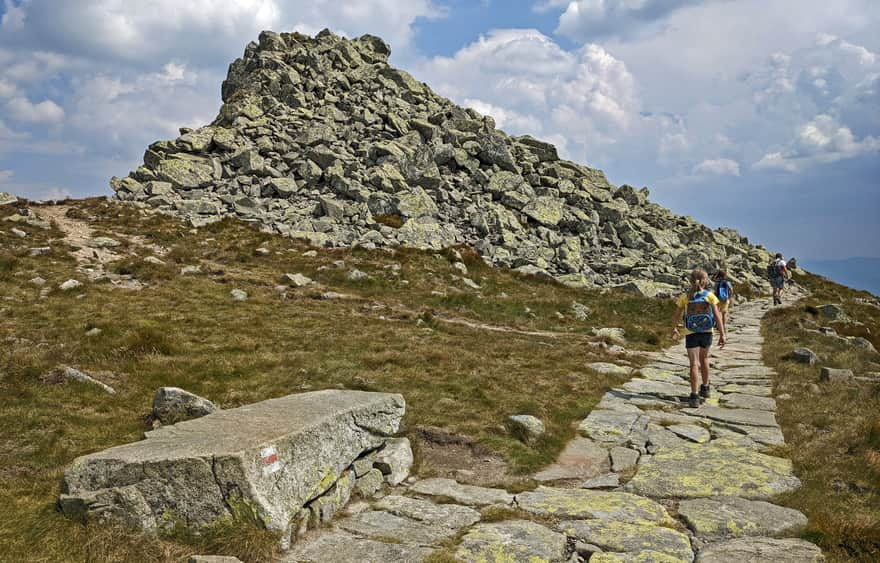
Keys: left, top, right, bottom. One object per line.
{"left": 671, "top": 268, "right": 727, "bottom": 408}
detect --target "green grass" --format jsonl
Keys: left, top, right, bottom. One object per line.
{"left": 763, "top": 272, "right": 880, "bottom": 562}
{"left": 0, "top": 198, "right": 676, "bottom": 562}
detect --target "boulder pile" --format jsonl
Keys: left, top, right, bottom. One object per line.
{"left": 111, "top": 29, "right": 776, "bottom": 293}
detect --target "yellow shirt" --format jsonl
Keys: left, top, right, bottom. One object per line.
{"left": 675, "top": 291, "right": 720, "bottom": 335}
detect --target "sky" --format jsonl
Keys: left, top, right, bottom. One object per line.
{"left": 0, "top": 0, "right": 878, "bottom": 262}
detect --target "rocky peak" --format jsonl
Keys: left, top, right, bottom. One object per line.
{"left": 111, "top": 29, "right": 775, "bottom": 294}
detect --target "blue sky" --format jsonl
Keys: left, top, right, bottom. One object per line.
{"left": 1, "top": 0, "right": 878, "bottom": 262}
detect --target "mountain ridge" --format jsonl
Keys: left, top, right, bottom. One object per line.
{"left": 110, "top": 28, "right": 777, "bottom": 296}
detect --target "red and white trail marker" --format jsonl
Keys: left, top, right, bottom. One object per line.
{"left": 260, "top": 446, "right": 281, "bottom": 475}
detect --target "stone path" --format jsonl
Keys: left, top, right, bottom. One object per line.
{"left": 286, "top": 295, "right": 825, "bottom": 562}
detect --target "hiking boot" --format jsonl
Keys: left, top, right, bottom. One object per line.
{"left": 699, "top": 384, "right": 711, "bottom": 399}
{"left": 688, "top": 393, "right": 700, "bottom": 408}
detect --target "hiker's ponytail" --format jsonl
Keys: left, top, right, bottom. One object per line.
{"left": 688, "top": 268, "right": 710, "bottom": 300}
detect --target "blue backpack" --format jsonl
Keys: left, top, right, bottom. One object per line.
{"left": 715, "top": 280, "right": 731, "bottom": 302}
{"left": 684, "top": 290, "right": 716, "bottom": 332}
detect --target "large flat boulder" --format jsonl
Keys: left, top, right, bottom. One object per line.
{"left": 60, "top": 390, "right": 405, "bottom": 536}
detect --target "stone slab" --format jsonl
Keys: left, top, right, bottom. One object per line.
{"left": 560, "top": 519, "right": 694, "bottom": 561}
{"left": 578, "top": 410, "right": 648, "bottom": 444}
{"left": 718, "top": 383, "right": 772, "bottom": 397}
{"left": 60, "top": 390, "right": 404, "bottom": 535}
{"left": 534, "top": 437, "right": 611, "bottom": 482}
{"left": 679, "top": 496, "right": 808, "bottom": 539}
{"left": 516, "top": 486, "right": 672, "bottom": 524}
{"left": 667, "top": 423, "right": 711, "bottom": 443}
{"left": 456, "top": 520, "right": 567, "bottom": 563}
{"left": 373, "top": 495, "right": 480, "bottom": 530}
{"left": 336, "top": 509, "right": 456, "bottom": 545}
{"left": 408, "top": 478, "right": 513, "bottom": 506}
{"left": 719, "top": 393, "right": 776, "bottom": 411}
{"left": 682, "top": 405, "right": 777, "bottom": 427}
{"left": 696, "top": 537, "right": 825, "bottom": 562}
{"left": 284, "top": 530, "right": 432, "bottom": 562}
{"left": 626, "top": 440, "right": 800, "bottom": 500}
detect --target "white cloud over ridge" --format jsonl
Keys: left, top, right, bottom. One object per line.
{"left": 692, "top": 158, "right": 740, "bottom": 176}
{"left": 415, "top": 28, "right": 640, "bottom": 162}
{"left": 538, "top": 0, "right": 710, "bottom": 41}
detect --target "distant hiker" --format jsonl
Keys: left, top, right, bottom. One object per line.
{"left": 671, "top": 268, "right": 727, "bottom": 408}
{"left": 713, "top": 270, "right": 733, "bottom": 327}
{"left": 768, "top": 253, "right": 788, "bottom": 305}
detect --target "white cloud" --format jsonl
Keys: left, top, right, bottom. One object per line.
{"left": 0, "top": 1, "right": 442, "bottom": 66}
{"left": 415, "top": 29, "right": 640, "bottom": 162}
{"left": 754, "top": 114, "right": 880, "bottom": 172}
{"left": 0, "top": 79, "right": 18, "bottom": 98}
{"left": 5, "top": 96, "right": 65, "bottom": 123}
{"left": 0, "top": 168, "right": 13, "bottom": 183}
{"left": 540, "top": 0, "right": 710, "bottom": 41}
{"left": 43, "top": 186, "right": 73, "bottom": 201}
{"left": 692, "top": 158, "right": 741, "bottom": 176}
{"left": 0, "top": 0, "right": 25, "bottom": 31}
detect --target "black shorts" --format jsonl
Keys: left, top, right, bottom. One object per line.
{"left": 685, "top": 332, "right": 713, "bottom": 349}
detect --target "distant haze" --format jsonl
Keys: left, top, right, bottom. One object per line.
{"left": 802, "top": 257, "right": 880, "bottom": 296}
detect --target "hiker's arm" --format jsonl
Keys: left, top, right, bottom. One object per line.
{"left": 712, "top": 303, "right": 727, "bottom": 346}
{"left": 670, "top": 305, "right": 684, "bottom": 338}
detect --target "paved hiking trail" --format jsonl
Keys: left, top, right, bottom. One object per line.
{"left": 282, "top": 294, "right": 823, "bottom": 562}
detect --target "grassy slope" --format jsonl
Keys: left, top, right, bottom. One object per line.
{"left": 763, "top": 272, "right": 880, "bottom": 562}
{"left": 0, "top": 199, "right": 674, "bottom": 562}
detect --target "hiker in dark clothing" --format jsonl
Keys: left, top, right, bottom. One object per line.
{"left": 768, "top": 253, "right": 788, "bottom": 305}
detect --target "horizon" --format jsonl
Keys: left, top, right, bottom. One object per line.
{"left": 1, "top": 0, "right": 878, "bottom": 264}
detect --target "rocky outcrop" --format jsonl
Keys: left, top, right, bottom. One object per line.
{"left": 59, "top": 390, "right": 406, "bottom": 542}
{"left": 111, "top": 29, "right": 776, "bottom": 291}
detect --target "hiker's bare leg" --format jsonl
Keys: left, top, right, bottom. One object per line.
{"left": 699, "top": 346, "right": 710, "bottom": 386}
{"left": 688, "top": 347, "right": 701, "bottom": 394}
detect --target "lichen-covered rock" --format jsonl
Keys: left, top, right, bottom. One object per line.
{"left": 560, "top": 519, "right": 694, "bottom": 561}
{"left": 678, "top": 496, "right": 808, "bottom": 539}
{"left": 516, "top": 486, "right": 673, "bottom": 525}
{"left": 60, "top": 390, "right": 405, "bottom": 538}
{"left": 696, "top": 537, "right": 825, "bottom": 562}
{"left": 455, "top": 520, "right": 567, "bottom": 563}
{"left": 625, "top": 440, "right": 801, "bottom": 499}
{"left": 283, "top": 530, "right": 433, "bottom": 563}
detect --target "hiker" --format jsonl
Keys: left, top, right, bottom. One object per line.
{"left": 713, "top": 270, "right": 733, "bottom": 327}
{"left": 671, "top": 268, "right": 727, "bottom": 408}
{"left": 768, "top": 253, "right": 788, "bottom": 305}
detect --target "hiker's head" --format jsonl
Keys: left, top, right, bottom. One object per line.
{"left": 688, "top": 268, "right": 710, "bottom": 296}
{"left": 714, "top": 270, "right": 727, "bottom": 280}
{"left": 775, "top": 253, "right": 783, "bottom": 259}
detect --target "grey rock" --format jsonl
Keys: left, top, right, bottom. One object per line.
{"left": 337, "top": 509, "right": 456, "bottom": 546}
{"left": 456, "top": 520, "right": 567, "bottom": 563}
{"left": 280, "top": 272, "right": 314, "bottom": 287}
{"left": 373, "top": 494, "right": 480, "bottom": 530}
{"left": 508, "top": 414, "right": 545, "bottom": 444}
{"left": 352, "top": 468, "right": 384, "bottom": 497}
{"left": 682, "top": 405, "right": 778, "bottom": 427}
{"left": 587, "top": 362, "right": 631, "bottom": 377}
{"left": 283, "top": 530, "right": 432, "bottom": 562}
{"left": 55, "top": 366, "right": 116, "bottom": 395}
{"left": 559, "top": 519, "right": 693, "bottom": 561}
{"left": 789, "top": 347, "right": 819, "bottom": 365}
{"left": 816, "top": 303, "right": 847, "bottom": 321}
{"left": 29, "top": 246, "right": 51, "bottom": 256}
{"left": 346, "top": 268, "right": 369, "bottom": 281}
{"left": 373, "top": 437, "right": 413, "bottom": 485}
{"left": 610, "top": 446, "right": 639, "bottom": 472}
{"left": 667, "top": 423, "right": 711, "bottom": 443}
{"left": 86, "top": 236, "right": 121, "bottom": 248}
{"left": 230, "top": 289, "right": 248, "bottom": 301}
{"left": 0, "top": 191, "right": 17, "bottom": 205}
{"left": 571, "top": 302, "right": 591, "bottom": 320}
{"left": 580, "top": 473, "right": 620, "bottom": 489}
{"left": 819, "top": 367, "right": 854, "bottom": 383}
{"left": 189, "top": 557, "right": 243, "bottom": 563}
{"left": 578, "top": 410, "right": 647, "bottom": 444}
{"left": 517, "top": 486, "right": 672, "bottom": 523}
{"left": 144, "top": 256, "right": 165, "bottom": 265}
{"left": 58, "top": 279, "right": 82, "bottom": 291}
{"left": 30, "top": 276, "right": 46, "bottom": 286}
{"left": 696, "top": 537, "right": 825, "bottom": 562}
{"left": 60, "top": 390, "right": 404, "bottom": 537}
{"left": 11, "top": 227, "right": 26, "bottom": 237}
{"left": 408, "top": 478, "right": 513, "bottom": 507}
{"left": 534, "top": 437, "right": 611, "bottom": 482}
{"left": 180, "top": 265, "right": 201, "bottom": 275}
{"left": 679, "top": 496, "right": 808, "bottom": 539}
{"left": 720, "top": 393, "right": 777, "bottom": 411}
{"left": 152, "top": 386, "right": 217, "bottom": 424}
